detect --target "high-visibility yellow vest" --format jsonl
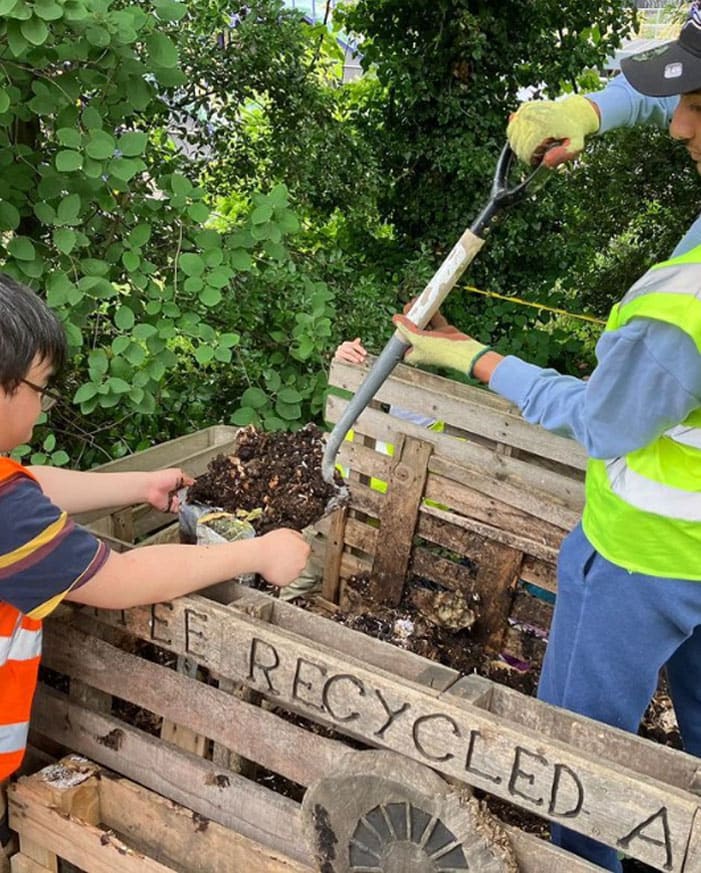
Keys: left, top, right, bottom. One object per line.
{"left": 583, "top": 245, "right": 701, "bottom": 579}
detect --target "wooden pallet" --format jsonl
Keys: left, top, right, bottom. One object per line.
{"left": 21, "top": 388, "right": 701, "bottom": 872}
{"left": 323, "top": 357, "right": 581, "bottom": 657}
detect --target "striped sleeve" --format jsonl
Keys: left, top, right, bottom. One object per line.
{"left": 0, "top": 473, "right": 110, "bottom": 619}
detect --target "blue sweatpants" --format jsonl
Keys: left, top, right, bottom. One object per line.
{"left": 538, "top": 523, "right": 701, "bottom": 872}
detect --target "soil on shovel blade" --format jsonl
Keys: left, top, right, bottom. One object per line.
{"left": 187, "top": 423, "right": 343, "bottom": 534}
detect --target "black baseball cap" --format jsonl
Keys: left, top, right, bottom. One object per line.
{"left": 621, "top": 1, "right": 701, "bottom": 97}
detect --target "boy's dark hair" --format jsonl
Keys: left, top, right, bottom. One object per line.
{"left": 0, "top": 274, "right": 66, "bottom": 390}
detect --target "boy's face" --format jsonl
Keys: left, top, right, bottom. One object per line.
{"left": 0, "top": 355, "right": 54, "bottom": 452}
{"left": 670, "top": 89, "right": 701, "bottom": 174}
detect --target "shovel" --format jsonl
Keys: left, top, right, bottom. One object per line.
{"left": 321, "top": 144, "right": 550, "bottom": 484}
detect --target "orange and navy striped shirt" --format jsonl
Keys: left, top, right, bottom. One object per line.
{"left": 0, "top": 458, "right": 109, "bottom": 780}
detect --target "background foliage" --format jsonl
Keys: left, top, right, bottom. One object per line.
{"left": 1, "top": 0, "right": 698, "bottom": 466}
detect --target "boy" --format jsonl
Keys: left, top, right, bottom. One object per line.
{"left": 0, "top": 274, "right": 309, "bottom": 868}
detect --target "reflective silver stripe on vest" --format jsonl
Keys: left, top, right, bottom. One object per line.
{"left": 664, "top": 424, "right": 701, "bottom": 450}
{"left": 0, "top": 625, "right": 42, "bottom": 664}
{"left": 606, "top": 457, "right": 701, "bottom": 521}
{"left": 0, "top": 721, "right": 29, "bottom": 755}
{"left": 621, "top": 263, "right": 701, "bottom": 306}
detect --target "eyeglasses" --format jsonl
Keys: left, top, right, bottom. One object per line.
{"left": 21, "top": 378, "right": 61, "bottom": 412}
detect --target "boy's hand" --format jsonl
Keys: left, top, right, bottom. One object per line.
{"left": 334, "top": 337, "right": 367, "bottom": 365}
{"left": 393, "top": 314, "right": 489, "bottom": 376}
{"left": 255, "top": 529, "right": 311, "bottom": 586}
{"left": 145, "top": 468, "right": 195, "bottom": 512}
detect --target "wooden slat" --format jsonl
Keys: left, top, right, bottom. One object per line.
{"left": 321, "top": 506, "right": 347, "bottom": 604}
{"left": 99, "top": 772, "right": 313, "bottom": 873}
{"left": 328, "top": 357, "right": 587, "bottom": 470}
{"left": 370, "top": 435, "right": 432, "bottom": 605}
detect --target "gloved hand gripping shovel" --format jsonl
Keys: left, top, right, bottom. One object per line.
{"left": 321, "top": 144, "right": 550, "bottom": 485}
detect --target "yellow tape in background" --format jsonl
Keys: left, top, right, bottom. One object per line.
{"left": 462, "top": 284, "right": 606, "bottom": 326}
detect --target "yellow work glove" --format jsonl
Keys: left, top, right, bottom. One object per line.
{"left": 393, "top": 315, "right": 490, "bottom": 378}
{"left": 507, "top": 95, "right": 600, "bottom": 167}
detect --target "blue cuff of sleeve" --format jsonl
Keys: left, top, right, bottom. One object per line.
{"left": 587, "top": 87, "right": 630, "bottom": 135}
{"left": 488, "top": 355, "right": 546, "bottom": 409}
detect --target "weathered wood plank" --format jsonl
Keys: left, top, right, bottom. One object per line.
{"left": 80, "top": 596, "right": 701, "bottom": 871}
{"left": 42, "top": 620, "right": 348, "bottom": 788}
{"left": 471, "top": 541, "right": 522, "bottom": 651}
{"left": 370, "top": 435, "right": 433, "bottom": 605}
{"left": 328, "top": 358, "right": 587, "bottom": 470}
{"left": 31, "top": 688, "right": 312, "bottom": 866}
{"left": 99, "top": 771, "right": 314, "bottom": 873}
{"left": 321, "top": 506, "right": 347, "bottom": 604}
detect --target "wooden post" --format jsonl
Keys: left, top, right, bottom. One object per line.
{"left": 471, "top": 541, "right": 522, "bottom": 652}
{"left": 369, "top": 435, "right": 433, "bottom": 607}
{"left": 321, "top": 506, "right": 348, "bottom": 604}
{"left": 9, "top": 757, "right": 100, "bottom": 873}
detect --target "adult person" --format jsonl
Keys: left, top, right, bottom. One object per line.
{"left": 392, "top": 6, "right": 701, "bottom": 870}
{"left": 0, "top": 275, "right": 309, "bottom": 871}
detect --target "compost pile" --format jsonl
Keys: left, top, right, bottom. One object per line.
{"left": 187, "top": 424, "right": 343, "bottom": 534}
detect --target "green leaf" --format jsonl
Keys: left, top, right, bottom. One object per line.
{"left": 107, "top": 377, "right": 131, "bottom": 394}
{"left": 33, "top": 0, "right": 64, "bottom": 20}
{"left": 86, "top": 24, "right": 110, "bottom": 47}
{"left": 50, "top": 450, "right": 70, "bottom": 467}
{"left": 53, "top": 228, "right": 77, "bottom": 254}
{"left": 8, "top": 236, "right": 35, "bottom": 261}
{"left": 187, "top": 202, "right": 210, "bottom": 223}
{"left": 0, "top": 0, "right": 20, "bottom": 14}
{"left": 214, "top": 347, "right": 232, "bottom": 363}
{"left": 115, "top": 306, "right": 135, "bottom": 330}
{"left": 108, "top": 157, "right": 143, "bottom": 182}
{"left": 125, "top": 343, "right": 146, "bottom": 366}
{"left": 0, "top": 89, "right": 10, "bottom": 114}
{"left": 88, "top": 349, "right": 109, "bottom": 377}
{"left": 56, "top": 150, "right": 83, "bottom": 172}
{"left": 206, "top": 267, "right": 232, "bottom": 289}
{"left": 241, "top": 386, "right": 268, "bottom": 409}
{"left": 199, "top": 286, "right": 221, "bottom": 307}
{"left": 118, "top": 131, "right": 148, "bottom": 156}
{"left": 57, "top": 128, "right": 82, "bottom": 148}
{"left": 20, "top": 16, "right": 49, "bottom": 45}
{"left": 0, "top": 200, "right": 20, "bottom": 230}
{"left": 128, "top": 223, "right": 151, "bottom": 248}
{"left": 194, "top": 345, "right": 214, "bottom": 365}
{"left": 122, "top": 250, "right": 140, "bottom": 271}
{"left": 147, "top": 32, "right": 179, "bottom": 68}
{"left": 42, "top": 433, "right": 56, "bottom": 452}
{"left": 230, "top": 250, "right": 252, "bottom": 271}
{"left": 133, "top": 323, "right": 157, "bottom": 340}
{"left": 219, "top": 333, "right": 239, "bottom": 348}
{"left": 275, "top": 400, "right": 302, "bottom": 421}
{"left": 230, "top": 406, "right": 257, "bottom": 427}
{"left": 112, "top": 336, "right": 130, "bottom": 355}
{"left": 179, "top": 253, "right": 204, "bottom": 277}
{"left": 170, "top": 173, "right": 192, "bottom": 195}
{"left": 264, "top": 370, "right": 281, "bottom": 392}
{"left": 268, "top": 184, "right": 288, "bottom": 208}
{"left": 278, "top": 387, "right": 302, "bottom": 404}
{"left": 56, "top": 193, "right": 81, "bottom": 225}
{"left": 183, "top": 276, "right": 203, "bottom": 293}
{"left": 154, "top": 0, "right": 187, "bottom": 21}
{"left": 86, "top": 130, "right": 115, "bottom": 160}
{"left": 251, "top": 204, "right": 273, "bottom": 224}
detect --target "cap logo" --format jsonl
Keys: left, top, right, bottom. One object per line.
{"left": 630, "top": 44, "right": 670, "bottom": 62}
{"left": 665, "top": 62, "right": 684, "bottom": 78}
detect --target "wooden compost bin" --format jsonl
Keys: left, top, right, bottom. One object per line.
{"left": 10, "top": 369, "right": 701, "bottom": 873}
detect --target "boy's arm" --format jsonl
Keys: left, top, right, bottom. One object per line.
{"left": 66, "top": 528, "right": 310, "bottom": 608}
{"left": 27, "top": 466, "right": 190, "bottom": 514}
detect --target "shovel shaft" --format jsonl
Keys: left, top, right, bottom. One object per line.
{"left": 321, "top": 228, "right": 486, "bottom": 483}
{"left": 321, "top": 145, "right": 551, "bottom": 483}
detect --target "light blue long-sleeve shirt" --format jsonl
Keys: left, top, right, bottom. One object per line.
{"left": 490, "top": 75, "right": 701, "bottom": 458}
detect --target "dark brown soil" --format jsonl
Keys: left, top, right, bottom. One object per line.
{"left": 187, "top": 424, "right": 344, "bottom": 534}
